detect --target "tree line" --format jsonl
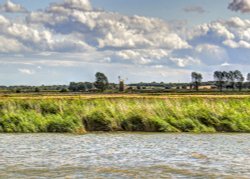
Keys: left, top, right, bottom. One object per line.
{"left": 192, "top": 70, "right": 248, "bottom": 91}
{"left": 69, "top": 72, "right": 110, "bottom": 92}
{"left": 1, "top": 71, "right": 250, "bottom": 93}
{"left": 0, "top": 73, "right": 110, "bottom": 93}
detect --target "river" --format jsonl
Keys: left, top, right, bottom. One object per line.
{"left": 0, "top": 133, "right": 249, "bottom": 178}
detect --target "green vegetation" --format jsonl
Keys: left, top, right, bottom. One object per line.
{"left": 94, "top": 72, "right": 109, "bottom": 92}
{"left": 214, "top": 70, "right": 245, "bottom": 91}
{"left": 0, "top": 70, "right": 250, "bottom": 94}
{"left": 191, "top": 72, "right": 203, "bottom": 91}
{"left": 0, "top": 95, "right": 250, "bottom": 133}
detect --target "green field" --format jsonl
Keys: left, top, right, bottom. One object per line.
{"left": 0, "top": 94, "right": 250, "bottom": 133}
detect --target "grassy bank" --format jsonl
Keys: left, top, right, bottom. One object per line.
{"left": 0, "top": 95, "right": 250, "bottom": 133}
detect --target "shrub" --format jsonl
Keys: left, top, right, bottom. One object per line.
{"left": 60, "top": 88, "right": 69, "bottom": 93}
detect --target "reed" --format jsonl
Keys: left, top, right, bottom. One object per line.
{"left": 0, "top": 97, "right": 250, "bottom": 133}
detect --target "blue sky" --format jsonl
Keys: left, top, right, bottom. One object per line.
{"left": 0, "top": 0, "right": 250, "bottom": 85}
{"left": 2, "top": 0, "right": 249, "bottom": 24}
{"left": 93, "top": 0, "right": 249, "bottom": 24}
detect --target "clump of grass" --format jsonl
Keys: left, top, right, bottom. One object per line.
{"left": 46, "top": 114, "right": 83, "bottom": 133}
{"left": 0, "top": 96, "right": 250, "bottom": 133}
{"left": 40, "top": 101, "right": 61, "bottom": 115}
{"left": 83, "top": 110, "right": 112, "bottom": 131}
{"left": 121, "top": 114, "right": 145, "bottom": 131}
{"left": 0, "top": 111, "right": 46, "bottom": 133}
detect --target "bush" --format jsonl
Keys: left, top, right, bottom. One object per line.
{"left": 35, "top": 87, "right": 40, "bottom": 93}
{"left": 15, "top": 89, "right": 21, "bottom": 93}
{"left": 60, "top": 88, "right": 69, "bottom": 93}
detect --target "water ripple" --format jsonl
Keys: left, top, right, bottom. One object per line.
{"left": 0, "top": 133, "right": 249, "bottom": 178}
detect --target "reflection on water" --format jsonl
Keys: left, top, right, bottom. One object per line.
{"left": 0, "top": 133, "right": 249, "bottom": 178}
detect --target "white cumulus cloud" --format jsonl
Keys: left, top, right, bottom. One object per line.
{"left": 1, "top": 0, "right": 250, "bottom": 70}
{"left": 0, "top": 0, "right": 27, "bottom": 13}
{"left": 26, "top": 3, "right": 190, "bottom": 51}
{"left": 0, "top": 0, "right": 192, "bottom": 68}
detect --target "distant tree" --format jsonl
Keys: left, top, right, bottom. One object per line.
{"left": 226, "top": 71, "right": 235, "bottom": 90}
{"left": 60, "top": 88, "right": 69, "bottom": 93}
{"left": 15, "top": 89, "right": 21, "bottom": 93}
{"left": 84, "top": 82, "right": 94, "bottom": 91}
{"left": 234, "top": 70, "right": 244, "bottom": 91}
{"left": 94, "top": 72, "right": 109, "bottom": 92}
{"left": 247, "top": 73, "right": 250, "bottom": 89}
{"left": 77, "top": 82, "right": 87, "bottom": 92}
{"left": 214, "top": 71, "right": 226, "bottom": 92}
{"left": 69, "top": 82, "right": 92, "bottom": 92}
{"left": 34, "top": 87, "right": 40, "bottom": 93}
{"left": 69, "top": 82, "right": 78, "bottom": 92}
{"left": 191, "top": 72, "right": 203, "bottom": 91}
{"left": 247, "top": 73, "right": 250, "bottom": 82}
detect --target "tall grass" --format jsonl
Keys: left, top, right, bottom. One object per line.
{"left": 0, "top": 97, "right": 250, "bottom": 133}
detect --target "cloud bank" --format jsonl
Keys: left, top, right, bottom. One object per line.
{"left": 0, "top": 0, "right": 193, "bottom": 68}
{"left": 0, "top": 0, "right": 250, "bottom": 84}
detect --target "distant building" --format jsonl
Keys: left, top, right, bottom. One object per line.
{"left": 198, "top": 85, "right": 217, "bottom": 90}
{"left": 178, "top": 85, "right": 217, "bottom": 90}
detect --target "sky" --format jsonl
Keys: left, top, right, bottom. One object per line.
{"left": 0, "top": 0, "right": 250, "bottom": 85}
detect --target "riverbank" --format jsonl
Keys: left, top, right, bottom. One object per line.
{"left": 0, "top": 94, "right": 250, "bottom": 133}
